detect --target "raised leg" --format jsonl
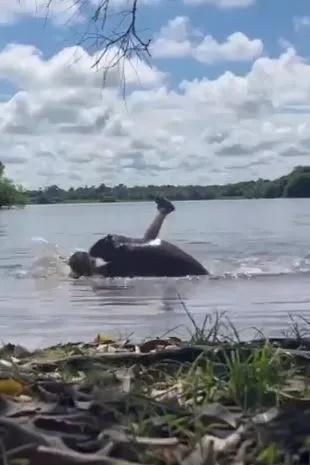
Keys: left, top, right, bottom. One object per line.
{"left": 143, "top": 197, "right": 175, "bottom": 241}
{"left": 89, "top": 197, "right": 176, "bottom": 262}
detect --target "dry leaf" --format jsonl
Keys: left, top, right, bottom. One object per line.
{"left": 183, "top": 425, "right": 245, "bottom": 465}
{"left": 94, "top": 334, "right": 115, "bottom": 345}
{"left": 0, "top": 379, "right": 24, "bottom": 397}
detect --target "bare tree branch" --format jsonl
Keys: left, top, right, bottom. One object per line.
{"left": 41, "top": 0, "right": 152, "bottom": 93}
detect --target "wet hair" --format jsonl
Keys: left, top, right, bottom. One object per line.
{"left": 68, "top": 251, "right": 94, "bottom": 277}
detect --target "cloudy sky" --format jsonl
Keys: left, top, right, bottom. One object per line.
{"left": 1, "top": 0, "right": 310, "bottom": 188}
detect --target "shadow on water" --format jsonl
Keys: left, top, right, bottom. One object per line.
{"left": 88, "top": 275, "right": 206, "bottom": 312}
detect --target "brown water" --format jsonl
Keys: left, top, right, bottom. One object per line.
{"left": 1, "top": 200, "right": 310, "bottom": 348}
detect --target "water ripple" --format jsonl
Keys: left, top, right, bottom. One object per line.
{"left": 1, "top": 201, "right": 310, "bottom": 346}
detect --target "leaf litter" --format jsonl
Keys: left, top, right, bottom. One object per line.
{"left": 0, "top": 328, "right": 309, "bottom": 464}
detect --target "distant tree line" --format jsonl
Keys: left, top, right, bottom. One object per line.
{"left": 0, "top": 163, "right": 27, "bottom": 208}
{"left": 26, "top": 166, "right": 310, "bottom": 204}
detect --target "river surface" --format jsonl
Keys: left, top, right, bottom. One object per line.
{"left": 1, "top": 199, "right": 310, "bottom": 348}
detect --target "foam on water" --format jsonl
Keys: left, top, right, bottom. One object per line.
{"left": 16, "top": 237, "right": 71, "bottom": 279}
{"left": 207, "top": 254, "right": 310, "bottom": 279}
{"left": 13, "top": 236, "right": 310, "bottom": 283}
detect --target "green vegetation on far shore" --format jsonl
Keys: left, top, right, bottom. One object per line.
{"left": 3, "top": 163, "right": 310, "bottom": 208}
{"left": 27, "top": 165, "right": 310, "bottom": 205}
{"left": 0, "top": 162, "right": 27, "bottom": 208}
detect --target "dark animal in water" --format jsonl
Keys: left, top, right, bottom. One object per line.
{"left": 89, "top": 235, "right": 208, "bottom": 277}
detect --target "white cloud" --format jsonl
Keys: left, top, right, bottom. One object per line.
{"left": 0, "top": 0, "right": 255, "bottom": 25}
{"left": 154, "top": 16, "right": 194, "bottom": 43}
{"left": 278, "top": 37, "right": 294, "bottom": 50}
{"left": 152, "top": 17, "right": 263, "bottom": 63}
{"left": 294, "top": 16, "right": 310, "bottom": 32}
{"left": 152, "top": 38, "right": 192, "bottom": 58}
{"left": 1, "top": 44, "right": 310, "bottom": 189}
{"left": 0, "top": 44, "right": 166, "bottom": 90}
{"left": 0, "top": 0, "right": 161, "bottom": 25}
{"left": 183, "top": 0, "right": 255, "bottom": 9}
{"left": 97, "top": 0, "right": 161, "bottom": 7}
{"left": 194, "top": 32, "right": 263, "bottom": 63}
{"left": 0, "top": 0, "right": 82, "bottom": 24}
{"left": 151, "top": 16, "right": 194, "bottom": 58}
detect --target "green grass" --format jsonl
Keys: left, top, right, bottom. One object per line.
{"left": 258, "top": 443, "right": 283, "bottom": 465}
{"left": 223, "top": 343, "right": 289, "bottom": 410}
{"left": 149, "top": 304, "right": 297, "bottom": 414}
{"left": 178, "top": 342, "right": 292, "bottom": 411}
{"left": 177, "top": 293, "right": 239, "bottom": 345}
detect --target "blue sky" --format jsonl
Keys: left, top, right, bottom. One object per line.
{"left": 0, "top": 0, "right": 310, "bottom": 188}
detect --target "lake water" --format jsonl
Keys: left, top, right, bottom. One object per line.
{"left": 1, "top": 199, "right": 310, "bottom": 348}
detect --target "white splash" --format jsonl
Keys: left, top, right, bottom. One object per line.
{"left": 25, "top": 237, "right": 71, "bottom": 279}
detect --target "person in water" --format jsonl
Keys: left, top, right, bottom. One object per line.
{"left": 68, "top": 197, "right": 208, "bottom": 278}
